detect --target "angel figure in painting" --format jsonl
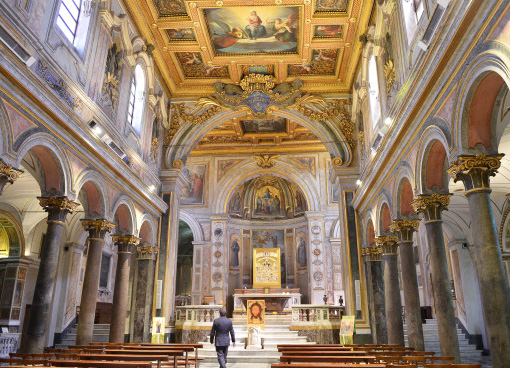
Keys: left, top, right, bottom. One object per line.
{"left": 209, "top": 19, "right": 247, "bottom": 49}
{"left": 267, "top": 13, "right": 298, "bottom": 42}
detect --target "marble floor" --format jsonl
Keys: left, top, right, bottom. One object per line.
{"left": 462, "top": 354, "right": 493, "bottom": 368}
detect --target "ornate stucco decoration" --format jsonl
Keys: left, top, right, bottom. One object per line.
{"left": 0, "top": 162, "right": 22, "bottom": 185}
{"left": 253, "top": 154, "right": 279, "bottom": 168}
{"left": 447, "top": 153, "right": 504, "bottom": 193}
{"left": 384, "top": 59, "right": 395, "bottom": 92}
{"left": 101, "top": 43, "right": 123, "bottom": 111}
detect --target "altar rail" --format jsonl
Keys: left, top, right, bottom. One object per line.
{"left": 0, "top": 333, "right": 21, "bottom": 357}
{"left": 290, "top": 305, "right": 346, "bottom": 344}
{"left": 175, "top": 305, "right": 222, "bottom": 343}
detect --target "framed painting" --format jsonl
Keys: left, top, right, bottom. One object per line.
{"left": 313, "top": 25, "right": 343, "bottom": 39}
{"left": 181, "top": 164, "right": 207, "bottom": 206}
{"left": 315, "top": 0, "right": 348, "bottom": 13}
{"left": 241, "top": 118, "right": 287, "bottom": 134}
{"left": 288, "top": 49, "right": 338, "bottom": 76}
{"left": 204, "top": 6, "right": 300, "bottom": 55}
{"left": 253, "top": 248, "right": 281, "bottom": 288}
{"left": 176, "top": 52, "right": 230, "bottom": 79}
{"left": 166, "top": 28, "right": 196, "bottom": 40}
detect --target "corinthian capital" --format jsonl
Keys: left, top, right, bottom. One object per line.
{"left": 38, "top": 196, "right": 79, "bottom": 223}
{"left": 375, "top": 235, "right": 399, "bottom": 255}
{"left": 447, "top": 153, "right": 504, "bottom": 194}
{"left": 389, "top": 219, "right": 421, "bottom": 242}
{"left": 0, "top": 162, "right": 22, "bottom": 194}
{"left": 112, "top": 235, "right": 140, "bottom": 253}
{"left": 81, "top": 219, "right": 115, "bottom": 239}
{"left": 412, "top": 193, "right": 451, "bottom": 221}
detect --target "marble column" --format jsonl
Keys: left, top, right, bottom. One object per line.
{"left": 109, "top": 235, "right": 140, "bottom": 343}
{"left": 376, "top": 236, "right": 404, "bottom": 346}
{"left": 390, "top": 219, "right": 424, "bottom": 351}
{"left": 362, "top": 246, "right": 387, "bottom": 344}
{"left": 22, "top": 196, "right": 78, "bottom": 353}
{"left": 448, "top": 154, "right": 510, "bottom": 368}
{"left": 0, "top": 162, "right": 21, "bottom": 195}
{"left": 412, "top": 194, "right": 460, "bottom": 362}
{"left": 133, "top": 246, "right": 158, "bottom": 343}
{"left": 76, "top": 219, "right": 115, "bottom": 345}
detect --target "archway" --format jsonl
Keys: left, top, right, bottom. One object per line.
{"left": 175, "top": 220, "right": 193, "bottom": 304}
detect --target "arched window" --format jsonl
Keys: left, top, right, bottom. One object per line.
{"left": 368, "top": 55, "right": 381, "bottom": 128}
{"left": 127, "top": 64, "right": 146, "bottom": 134}
{"left": 57, "top": 0, "right": 82, "bottom": 43}
{"left": 402, "top": 0, "right": 424, "bottom": 45}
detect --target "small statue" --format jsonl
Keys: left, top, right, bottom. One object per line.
{"left": 323, "top": 294, "right": 328, "bottom": 305}
{"left": 339, "top": 295, "right": 344, "bottom": 306}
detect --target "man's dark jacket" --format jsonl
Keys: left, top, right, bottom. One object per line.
{"left": 210, "top": 316, "right": 235, "bottom": 347}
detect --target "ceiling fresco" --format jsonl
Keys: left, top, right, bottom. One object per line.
{"left": 124, "top": 0, "right": 373, "bottom": 97}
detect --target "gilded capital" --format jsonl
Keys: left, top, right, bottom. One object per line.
{"left": 447, "top": 154, "right": 504, "bottom": 194}
{"left": 0, "top": 162, "right": 21, "bottom": 186}
{"left": 38, "top": 196, "right": 79, "bottom": 223}
{"left": 81, "top": 219, "right": 115, "bottom": 239}
{"left": 375, "top": 235, "right": 399, "bottom": 255}
{"left": 389, "top": 219, "right": 421, "bottom": 243}
{"left": 137, "top": 245, "right": 159, "bottom": 260}
{"left": 112, "top": 235, "right": 140, "bottom": 253}
{"left": 367, "top": 245, "right": 383, "bottom": 261}
{"left": 412, "top": 193, "right": 451, "bottom": 221}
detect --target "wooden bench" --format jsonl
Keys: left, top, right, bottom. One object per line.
{"left": 280, "top": 351, "right": 368, "bottom": 356}
{"left": 278, "top": 347, "right": 353, "bottom": 352}
{"left": 76, "top": 354, "right": 169, "bottom": 368}
{"left": 272, "top": 364, "right": 387, "bottom": 368}
{"left": 49, "top": 359, "right": 151, "bottom": 368}
{"left": 103, "top": 349, "right": 189, "bottom": 368}
{"left": 278, "top": 355, "right": 378, "bottom": 364}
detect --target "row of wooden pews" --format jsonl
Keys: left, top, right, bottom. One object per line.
{"left": 0, "top": 342, "right": 203, "bottom": 368}
{"left": 274, "top": 344, "right": 482, "bottom": 368}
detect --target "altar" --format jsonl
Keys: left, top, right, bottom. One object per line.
{"left": 233, "top": 288, "right": 301, "bottom": 316}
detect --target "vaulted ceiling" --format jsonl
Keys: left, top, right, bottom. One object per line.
{"left": 123, "top": 0, "right": 374, "bottom": 97}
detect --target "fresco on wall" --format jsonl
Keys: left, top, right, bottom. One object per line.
{"left": 296, "top": 233, "right": 307, "bottom": 269}
{"left": 217, "top": 159, "right": 244, "bottom": 182}
{"left": 204, "top": 6, "right": 299, "bottom": 55}
{"left": 241, "top": 118, "right": 287, "bottom": 134}
{"left": 288, "top": 157, "right": 316, "bottom": 176}
{"left": 242, "top": 65, "right": 275, "bottom": 76}
{"left": 230, "top": 234, "right": 241, "bottom": 270}
{"left": 313, "top": 25, "right": 343, "bottom": 38}
{"left": 181, "top": 164, "right": 207, "bottom": 205}
{"left": 154, "top": 0, "right": 187, "bottom": 15}
{"left": 176, "top": 52, "right": 230, "bottom": 78}
{"left": 253, "top": 230, "right": 286, "bottom": 282}
{"left": 288, "top": 49, "right": 338, "bottom": 75}
{"left": 167, "top": 28, "right": 196, "bottom": 40}
{"left": 315, "top": 0, "right": 348, "bottom": 13}
{"left": 228, "top": 176, "right": 307, "bottom": 219}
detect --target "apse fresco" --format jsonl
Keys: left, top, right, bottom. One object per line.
{"left": 241, "top": 118, "right": 287, "bottom": 134}
{"left": 228, "top": 176, "right": 307, "bottom": 219}
{"left": 176, "top": 52, "right": 230, "bottom": 78}
{"left": 204, "top": 6, "right": 299, "bottom": 55}
{"left": 166, "top": 28, "right": 195, "bottom": 40}
{"left": 154, "top": 0, "right": 186, "bottom": 15}
{"left": 313, "top": 25, "right": 343, "bottom": 39}
{"left": 288, "top": 49, "right": 338, "bottom": 75}
{"left": 315, "top": 0, "right": 348, "bottom": 13}
{"left": 252, "top": 230, "right": 285, "bottom": 248}
{"left": 181, "top": 164, "right": 206, "bottom": 205}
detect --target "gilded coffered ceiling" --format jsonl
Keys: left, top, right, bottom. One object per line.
{"left": 123, "top": 0, "right": 374, "bottom": 97}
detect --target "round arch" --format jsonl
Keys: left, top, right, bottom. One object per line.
{"left": 74, "top": 170, "right": 109, "bottom": 218}
{"left": 110, "top": 196, "right": 137, "bottom": 234}
{"left": 392, "top": 164, "right": 416, "bottom": 218}
{"left": 179, "top": 211, "right": 204, "bottom": 242}
{"left": 137, "top": 214, "right": 158, "bottom": 245}
{"left": 375, "top": 192, "right": 393, "bottom": 235}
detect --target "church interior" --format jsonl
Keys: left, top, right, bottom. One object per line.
{"left": 0, "top": 0, "right": 508, "bottom": 367}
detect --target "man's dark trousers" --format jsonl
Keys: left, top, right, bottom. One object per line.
{"left": 215, "top": 345, "right": 228, "bottom": 368}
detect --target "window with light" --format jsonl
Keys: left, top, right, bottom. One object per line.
{"left": 127, "top": 64, "right": 146, "bottom": 134}
{"left": 57, "top": 0, "right": 81, "bottom": 44}
{"left": 368, "top": 55, "right": 381, "bottom": 128}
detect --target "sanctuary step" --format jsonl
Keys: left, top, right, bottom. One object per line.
{"left": 403, "top": 318, "right": 487, "bottom": 364}
{"left": 198, "top": 315, "right": 312, "bottom": 368}
{"left": 56, "top": 323, "right": 110, "bottom": 348}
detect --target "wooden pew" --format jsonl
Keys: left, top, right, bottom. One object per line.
{"left": 103, "top": 349, "right": 189, "bottom": 368}
{"left": 77, "top": 354, "right": 169, "bottom": 368}
{"left": 272, "top": 364, "right": 386, "bottom": 368}
{"left": 278, "top": 347, "right": 353, "bottom": 352}
{"left": 278, "top": 355, "right": 378, "bottom": 364}
{"left": 49, "top": 359, "right": 151, "bottom": 368}
{"left": 280, "top": 351, "right": 368, "bottom": 356}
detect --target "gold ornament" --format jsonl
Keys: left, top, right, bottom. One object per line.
{"left": 254, "top": 154, "right": 279, "bottom": 168}
{"left": 172, "top": 159, "right": 184, "bottom": 169}
{"left": 447, "top": 153, "right": 504, "bottom": 193}
{"left": 412, "top": 193, "right": 452, "bottom": 221}
{"left": 389, "top": 219, "right": 420, "bottom": 242}
{"left": 332, "top": 157, "right": 343, "bottom": 167}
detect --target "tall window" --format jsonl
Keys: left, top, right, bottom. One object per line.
{"left": 402, "top": 0, "right": 424, "bottom": 45}
{"left": 56, "top": 0, "right": 81, "bottom": 44}
{"left": 127, "top": 64, "right": 146, "bottom": 134}
{"left": 368, "top": 55, "right": 381, "bottom": 128}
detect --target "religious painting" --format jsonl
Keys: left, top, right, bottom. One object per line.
{"left": 253, "top": 248, "right": 281, "bottom": 288}
{"left": 204, "top": 7, "right": 299, "bottom": 55}
{"left": 242, "top": 65, "right": 275, "bottom": 76}
{"left": 288, "top": 157, "right": 316, "bottom": 176}
{"left": 229, "top": 187, "right": 244, "bottom": 217}
{"left": 181, "top": 164, "right": 207, "bottom": 206}
{"left": 254, "top": 185, "right": 285, "bottom": 217}
{"left": 151, "top": 317, "right": 165, "bottom": 343}
{"left": 288, "top": 49, "right": 339, "bottom": 76}
{"left": 241, "top": 118, "right": 287, "bottom": 134}
{"left": 313, "top": 25, "right": 343, "bottom": 39}
{"left": 315, "top": 0, "right": 348, "bottom": 13}
{"left": 217, "top": 159, "right": 244, "bottom": 182}
{"left": 340, "top": 315, "right": 355, "bottom": 345}
{"left": 503, "top": 213, "right": 510, "bottom": 252}
{"left": 295, "top": 234, "right": 307, "bottom": 269}
{"left": 327, "top": 161, "right": 340, "bottom": 204}
{"left": 252, "top": 230, "right": 285, "bottom": 249}
{"left": 176, "top": 52, "right": 230, "bottom": 79}
{"left": 166, "top": 28, "right": 196, "bottom": 40}
{"left": 247, "top": 300, "right": 265, "bottom": 327}
{"left": 154, "top": 0, "right": 187, "bottom": 15}
{"left": 230, "top": 234, "right": 241, "bottom": 270}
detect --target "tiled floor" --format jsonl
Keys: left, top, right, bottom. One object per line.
{"left": 463, "top": 354, "right": 493, "bottom": 368}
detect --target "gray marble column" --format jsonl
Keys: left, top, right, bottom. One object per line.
{"left": 110, "top": 235, "right": 140, "bottom": 343}
{"left": 76, "top": 219, "right": 115, "bottom": 345}
{"left": 362, "top": 246, "right": 387, "bottom": 344}
{"left": 448, "top": 154, "right": 510, "bottom": 368}
{"left": 377, "top": 236, "right": 404, "bottom": 346}
{"left": 413, "top": 194, "right": 460, "bottom": 362}
{"left": 133, "top": 246, "right": 158, "bottom": 343}
{"left": 0, "top": 162, "right": 21, "bottom": 195}
{"left": 22, "top": 197, "right": 78, "bottom": 353}
{"left": 390, "top": 219, "right": 424, "bottom": 351}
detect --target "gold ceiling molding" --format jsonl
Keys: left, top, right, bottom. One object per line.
{"left": 254, "top": 154, "right": 280, "bottom": 168}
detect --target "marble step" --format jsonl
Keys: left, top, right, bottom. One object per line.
{"left": 199, "top": 346, "right": 281, "bottom": 357}
{"left": 198, "top": 363, "right": 272, "bottom": 368}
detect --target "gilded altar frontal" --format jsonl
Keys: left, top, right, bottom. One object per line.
{"left": 0, "top": 0, "right": 507, "bottom": 367}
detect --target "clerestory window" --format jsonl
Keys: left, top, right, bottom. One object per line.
{"left": 127, "top": 64, "right": 146, "bottom": 134}
{"left": 56, "top": 0, "right": 81, "bottom": 44}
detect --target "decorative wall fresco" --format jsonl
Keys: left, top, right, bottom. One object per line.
{"left": 288, "top": 49, "right": 338, "bottom": 75}
{"left": 181, "top": 164, "right": 207, "bottom": 205}
{"left": 241, "top": 118, "right": 287, "bottom": 134}
{"left": 228, "top": 176, "right": 307, "bottom": 219}
{"left": 167, "top": 28, "right": 195, "bottom": 40}
{"left": 176, "top": 52, "right": 230, "bottom": 78}
{"left": 288, "top": 157, "right": 316, "bottom": 176}
{"left": 315, "top": 0, "right": 348, "bottom": 13}
{"left": 217, "top": 159, "right": 244, "bottom": 182}
{"left": 242, "top": 65, "right": 275, "bottom": 76}
{"left": 154, "top": 0, "right": 187, "bottom": 15}
{"left": 204, "top": 6, "right": 299, "bottom": 55}
{"left": 313, "top": 25, "right": 343, "bottom": 39}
